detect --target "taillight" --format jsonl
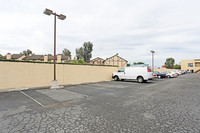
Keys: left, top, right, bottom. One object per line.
{"left": 153, "top": 74, "right": 156, "bottom": 76}
{"left": 147, "top": 69, "right": 149, "bottom": 72}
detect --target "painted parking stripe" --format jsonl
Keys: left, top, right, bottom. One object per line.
{"left": 19, "top": 90, "right": 44, "bottom": 107}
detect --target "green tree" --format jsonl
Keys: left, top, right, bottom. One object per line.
{"left": 76, "top": 41, "right": 93, "bottom": 62}
{"left": 20, "top": 49, "right": 33, "bottom": 56}
{"left": 77, "top": 59, "right": 84, "bottom": 64}
{"left": 0, "top": 54, "right": 3, "bottom": 59}
{"left": 172, "top": 64, "right": 181, "bottom": 69}
{"left": 83, "top": 41, "right": 93, "bottom": 62}
{"left": 70, "top": 57, "right": 85, "bottom": 64}
{"left": 76, "top": 47, "right": 84, "bottom": 60}
{"left": 165, "top": 57, "right": 175, "bottom": 69}
{"left": 70, "top": 57, "right": 78, "bottom": 64}
{"left": 62, "top": 48, "right": 71, "bottom": 59}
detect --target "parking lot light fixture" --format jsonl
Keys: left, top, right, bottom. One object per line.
{"left": 44, "top": 8, "right": 66, "bottom": 89}
{"left": 44, "top": 8, "right": 53, "bottom": 16}
{"left": 58, "top": 14, "right": 66, "bottom": 20}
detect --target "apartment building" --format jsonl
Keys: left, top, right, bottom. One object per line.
{"left": 3, "top": 53, "right": 70, "bottom": 63}
{"left": 90, "top": 53, "right": 127, "bottom": 67}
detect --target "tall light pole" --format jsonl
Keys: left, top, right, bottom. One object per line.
{"left": 151, "top": 50, "right": 155, "bottom": 72}
{"left": 44, "top": 8, "right": 66, "bottom": 89}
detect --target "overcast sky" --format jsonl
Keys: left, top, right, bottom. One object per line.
{"left": 1, "top": 0, "right": 200, "bottom": 67}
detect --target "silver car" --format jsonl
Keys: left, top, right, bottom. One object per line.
{"left": 162, "top": 71, "right": 178, "bottom": 78}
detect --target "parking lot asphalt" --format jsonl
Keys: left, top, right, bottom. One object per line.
{"left": 0, "top": 73, "right": 200, "bottom": 133}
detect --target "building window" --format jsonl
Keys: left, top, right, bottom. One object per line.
{"left": 188, "top": 63, "right": 193, "bottom": 67}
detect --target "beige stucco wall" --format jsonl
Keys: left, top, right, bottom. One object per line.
{"left": 181, "top": 60, "right": 200, "bottom": 72}
{"left": 181, "top": 60, "right": 195, "bottom": 71}
{"left": 6, "top": 53, "right": 11, "bottom": 59}
{"left": 0, "top": 62, "right": 118, "bottom": 90}
{"left": 44, "top": 55, "right": 48, "bottom": 62}
{"left": 57, "top": 55, "right": 62, "bottom": 62}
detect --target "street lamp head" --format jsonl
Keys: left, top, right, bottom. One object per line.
{"left": 151, "top": 50, "right": 155, "bottom": 53}
{"left": 58, "top": 14, "right": 66, "bottom": 20}
{"left": 44, "top": 8, "right": 53, "bottom": 16}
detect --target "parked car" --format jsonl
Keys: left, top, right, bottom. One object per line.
{"left": 177, "top": 70, "right": 182, "bottom": 75}
{"left": 171, "top": 71, "right": 179, "bottom": 76}
{"left": 112, "top": 66, "right": 153, "bottom": 83}
{"left": 181, "top": 70, "right": 186, "bottom": 74}
{"left": 153, "top": 71, "right": 166, "bottom": 79}
{"left": 163, "top": 71, "right": 178, "bottom": 78}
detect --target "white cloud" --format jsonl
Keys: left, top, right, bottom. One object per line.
{"left": 0, "top": 0, "right": 200, "bottom": 67}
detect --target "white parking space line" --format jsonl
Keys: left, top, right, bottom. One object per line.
{"left": 19, "top": 90, "right": 44, "bottom": 107}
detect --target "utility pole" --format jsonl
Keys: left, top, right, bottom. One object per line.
{"left": 151, "top": 50, "right": 155, "bottom": 72}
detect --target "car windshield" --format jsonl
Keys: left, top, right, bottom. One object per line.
{"left": 118, "top": 68, "right": 125, "bottom": 72}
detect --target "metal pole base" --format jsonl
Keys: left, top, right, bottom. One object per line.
{"left": 50, "top": 80, "right": 64, "bottom": 89}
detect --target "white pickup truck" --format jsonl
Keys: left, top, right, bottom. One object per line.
{"left": 112, "top": 66, "right": 153, "bottom": 83}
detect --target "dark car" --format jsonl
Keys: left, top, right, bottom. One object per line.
{"left": 153, "top": 71, "right": 166, "bottom": 79}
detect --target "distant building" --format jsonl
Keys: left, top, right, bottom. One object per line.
{"left": 90, "top": 53, "right": 128, "bottom": 67}
{"left": 90, "top": 57, "right": 104, "bottom": 65}
{"left": 46, "top": 55, "right": 70, "bottom": 62}
{"left": 181, "top": 59, "right": 200, "bottom": 73}
{"left": 23, "top": 54, "right": 44, "bottom": 62}
{"left": 3, "top": 53, "right": 25, "bottom": 60}
{"left": 3, "top": 53, "right": 70, "bottom": 63}
{"left": 104, "top": 53, "right": 127, "bottom": 67}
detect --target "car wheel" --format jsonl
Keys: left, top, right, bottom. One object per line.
{"left": 158, "top": 76, "right": 161, "bottom": 79}
{"left": 167, "top": 75, "right": 170, "bottom": 78}
{"left": 114, "top": 76, "right": 119, "bottom": 81}
{"left": 137, "top": 76, "right": 144, "bottom": 83}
